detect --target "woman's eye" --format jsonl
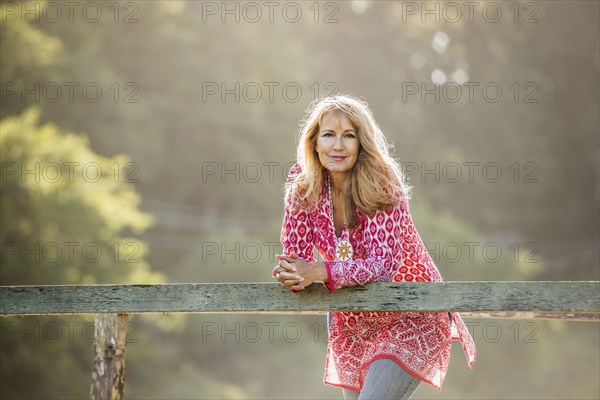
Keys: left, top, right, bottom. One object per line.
{"left": 346, "top": 133, "right": 356, "bottom": 138}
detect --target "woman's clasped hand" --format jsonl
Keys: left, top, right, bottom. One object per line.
{"left": 272, "top": 252, "right": 323, "bottom": 292}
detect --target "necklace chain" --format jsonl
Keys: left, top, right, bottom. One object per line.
{"left": 327, "top": 174, "right": 343, "bottom": 235}
{"left": 327, "top": 173, "right": 335, "bottom": 233}
{"left": 327, "top": 173, "right": 353, "bottom": 261}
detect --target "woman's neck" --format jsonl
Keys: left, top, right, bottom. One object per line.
{"left": 329, "top": 170, "right": 349, "bottom": 196}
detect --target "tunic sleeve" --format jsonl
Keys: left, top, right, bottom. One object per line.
{"left": 396, "top": 194, "right": 442, "bottom": 283}
{"left": 280, "top": 163, "right": 315, "bottom": 263}
{"left": 323, "top": 199, "right": 403, "bottom": 293}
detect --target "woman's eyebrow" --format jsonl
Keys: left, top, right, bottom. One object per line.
{"left": 320, "top": 129, "right": 357, "bottom": 133}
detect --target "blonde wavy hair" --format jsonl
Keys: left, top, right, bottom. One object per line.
{"left": 288, "top": 94, "right": 412, "bottom": 228}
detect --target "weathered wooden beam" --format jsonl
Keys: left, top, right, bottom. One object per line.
{"left": 90, "top": 313, "right": 128, "bottom": 400}
{"left": 0, "top": 282, "right": 598, "bottom": 320}
{"left": 460, "top": 311, "right": 598, "bottom": 322}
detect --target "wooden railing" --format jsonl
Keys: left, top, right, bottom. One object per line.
{"left": 1, "top": 281, "right": 599, "bottom": 399}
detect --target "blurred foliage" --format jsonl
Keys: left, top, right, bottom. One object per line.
{"left": 0, "top": 107, "right": 159, "bottom": 285}
{"left": 0, "top": 0, "right": 598, "bottom": 399}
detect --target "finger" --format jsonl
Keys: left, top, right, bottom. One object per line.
{"left": 278, "top": 275, "right": 300, "bottom": 285}
{"left": 272, "top": 266, "right": 284, "bottom": 277}
{"left": 272, "top": 270, "right": 285, "bottom": 280}
{"left": 281, "top": 273, "right": 305, "bottom": 285}
{"left": 282, "top": 277, "right": 304, "bottom": 284}
{"left": 276, "top": 274, "right": 293, "bottom": 284}
{"left": 276, "top": 254, "right": 296, "bottom": 263}
{"left": 282, "top": 281, "right": 301, "bottom": 289}
{"left": 278, "top": 260, "right": 297, "bottom": 272}
{"left": 279, "top": 271, "right": 303, "bottom": 282}
{"left": 276, "top": 253, "right": 299, "bottom": 262}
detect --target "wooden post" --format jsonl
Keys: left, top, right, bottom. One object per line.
{"left": 91, "top": 313, "right": 128, "bottom": 400}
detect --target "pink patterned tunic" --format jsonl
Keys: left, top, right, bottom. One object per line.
{"left": 280, "top": 163, "right": 476, "bottom": 392}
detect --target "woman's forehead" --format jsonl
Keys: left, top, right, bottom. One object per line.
{"left": 320, "top": 109, "right": 355, "bottom": 129}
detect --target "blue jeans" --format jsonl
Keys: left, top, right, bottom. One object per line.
{"left": 327, "top": 312, "right": 440, "bottom": 399}
{"left": 341, "top": 358, "right": 423, "bottom": 399}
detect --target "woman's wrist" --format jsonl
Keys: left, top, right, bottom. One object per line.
{"left": 312, "top": 262, "right": 328, "bottom": 282}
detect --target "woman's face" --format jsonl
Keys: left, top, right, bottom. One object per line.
{"left": 315, "top": 111, "right": 360, "bottom": 175}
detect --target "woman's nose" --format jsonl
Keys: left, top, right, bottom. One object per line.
{"left": 333, "top": 135, "right": 343, "bottom": 149}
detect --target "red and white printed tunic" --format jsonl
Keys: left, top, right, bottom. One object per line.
{"left": 280, "top": 163, "right": 476, "bottom": 392}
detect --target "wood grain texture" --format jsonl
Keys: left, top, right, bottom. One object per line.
{"left": 90, "top": 313, "right": 128, "bottom": 400}
{"left": 1, "top": 281, "right": 598, "bottom": 319}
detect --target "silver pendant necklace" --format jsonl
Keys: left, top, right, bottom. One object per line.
{"left": 328, "top": 174, "right": 354, "bottom": 262}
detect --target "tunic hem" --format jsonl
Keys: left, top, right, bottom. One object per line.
{"left": 324, "top": 353, "right": 444, "bottom": 393}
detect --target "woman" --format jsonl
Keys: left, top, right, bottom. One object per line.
{"left": 272, "top": 95, "right": 476, "bottom": 399}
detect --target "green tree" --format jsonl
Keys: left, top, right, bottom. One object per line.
{"left": 0, "top": 108, "right": 162, "bottom": 397}
{"left": 0, "top": 107, "right": 160, "bottom": 285}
